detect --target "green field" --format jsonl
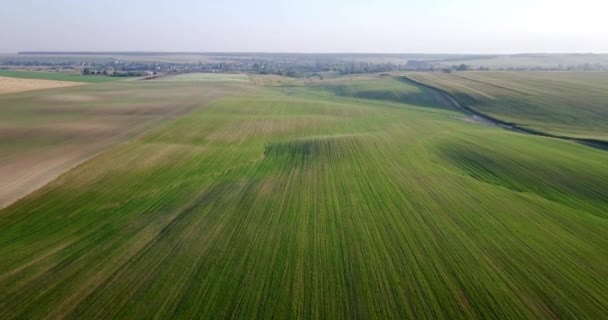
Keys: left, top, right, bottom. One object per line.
{"left": 1, "top": 73, "right": 607, "bottom": 319}
{"left": 407, "top": 71, "right": 608, "bottom": 141}
{"left": 0, "top": 70, "right": 129, "bottom": 83}
{"left": 321, "top": 76, "right": 451, "bottom": 109}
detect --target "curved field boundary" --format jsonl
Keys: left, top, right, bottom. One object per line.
{"left": 403, "top": 75, "right": 608, "bottom": 151}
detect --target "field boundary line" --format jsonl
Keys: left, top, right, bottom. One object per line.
{"left": 403, "top": 75, "right": 608, "bottom": 151}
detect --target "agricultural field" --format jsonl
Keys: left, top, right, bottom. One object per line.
{"left": 0, "top": 76, "right": 243, "bottom": 208}
{"left": 1, "top": 73, "right": 607, "bottom": 319}
{"left": 431, "top": 53, "right": 608, "bottom": 70}
{"left": 407, "top": 71, "right": 608, "bottom": 141}
{"left": 319, "top": 76, "right": 451, "bottom": 109}
{"left": 0, "top": 70, "right": 127, "bottom": 83}
{"left": 0, "top": 76, "right": 85, "bottom": 95}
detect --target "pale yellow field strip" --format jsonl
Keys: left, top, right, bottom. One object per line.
{"left": 413, "top": 73, "right": 496, "bottom": 100}
{"left": 0, "top": 76, "right": 86, "bottom": 95}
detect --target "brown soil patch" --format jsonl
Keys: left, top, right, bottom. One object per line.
{"left": 0, "top": 146, "right": 101, "bottom": 208}
{"left": 0, "top": 78, "right": 246, "bottom": 210}
{"left": 0, "top": 76, "right": 86, "bottom": 95}
{"left": 41, "top": 95, "right": 99, "bottom": 102}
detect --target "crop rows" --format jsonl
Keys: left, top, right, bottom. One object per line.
{"left": 1, "top": 75, "right": 607, "bottom": 318}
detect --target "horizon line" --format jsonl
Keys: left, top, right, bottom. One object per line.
{"left": 10, "top": 51, "right": 608, "bottom": 56}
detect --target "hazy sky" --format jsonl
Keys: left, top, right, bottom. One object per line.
{"left": 1, "top": 0, "right": 607, "bottom": 53}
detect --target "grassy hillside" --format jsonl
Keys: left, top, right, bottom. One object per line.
{"left": 321, "top": 76, "right": 451, "bottom": 110}
{"left": 407, "top": 71, "right": 608, "bottom": 141}
{"left": 1, "top": 74, "right": 607, "bottom": 319}
{"left": 0, "top": 70, "right": 128, "bottom": 83}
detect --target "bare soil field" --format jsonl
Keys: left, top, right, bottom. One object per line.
{"left": 0, "top": 74, "right": 247, "bottom": 208}
{"left": 0, "top": 76, "right": 86, "bottom": 95}
{"left": 0, "top": 118, "right": 156, "bottom": 209}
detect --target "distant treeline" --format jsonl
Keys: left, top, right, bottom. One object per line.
{"left": 4, "top": 53, "right": 608, "bottom": 77}
{"left": 82, "top": 68, "right": 149, "bottom": 77}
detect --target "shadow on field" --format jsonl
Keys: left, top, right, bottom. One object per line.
{"left": 326, "top": 78, "right": 453, "bottom": 111}
{"left": 263, "top": 135, "right": 362, "bottom": 168}
{"left": 437, "top": 141, "right": 608, "bottom": 218}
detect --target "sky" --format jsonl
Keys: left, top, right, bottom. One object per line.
{"left": 1, "top": 0, "right": 607, "bottom": 53}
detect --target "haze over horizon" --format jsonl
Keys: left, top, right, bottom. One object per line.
{"left": 1, "top": 0, "right": 607, "bottom": 54}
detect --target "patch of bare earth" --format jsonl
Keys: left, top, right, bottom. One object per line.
{"left": 0, "top": 114, "right": 186, "bottom": 209}
{"left": 0, "top": 76, "right": 86, "bottom": 95}
{"left": 0, "top": 79, "right": 248, "bottom": 209}
{"left": 0, "top": 119, "right": 150, "bottom": 209}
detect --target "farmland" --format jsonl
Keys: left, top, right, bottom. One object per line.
{"left": 407, "top": 71, "right": 608, "bottom": 141}
{"left": 0, "top": 75, "right": 244, "bottom": 208}
{"left": 0, "top": 76, "right": 85, "bottom": 95}
{"left": 1, "top": 73, "right": 608, "bottom": 319}
{"left": 0, "top": 70, "right": 127, "bottom": 83}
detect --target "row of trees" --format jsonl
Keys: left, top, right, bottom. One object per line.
{"left": 249, "top": 61, "right": 404, "bottom": 77}
{"left": 82, "top": 68, "right": 149, "bottom": 77}
{"left": 82, "top": 68, "right": 107, "bottom": 75}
